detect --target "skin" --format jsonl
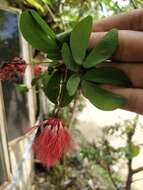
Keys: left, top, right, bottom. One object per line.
{"left": 89, "top": 9, "right": 143, "bottom": 115}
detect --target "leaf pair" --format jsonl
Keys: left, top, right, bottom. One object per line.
{"left": 81, "top": 66, "right": 132, "bottom": 110}
{"left": 66, "top": 15, "right": 118, "bottom": 68}
{"left": 20, "top": 10, "right": 61, "bottom": 60}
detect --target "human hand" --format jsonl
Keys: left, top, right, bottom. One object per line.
{"left": 89, "top": 9, "right": 143, "bottom": 115}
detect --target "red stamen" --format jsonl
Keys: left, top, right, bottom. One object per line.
{"left": 32, "top": 118, "right": 73, "bottom": 167}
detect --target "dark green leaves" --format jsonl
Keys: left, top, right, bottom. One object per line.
{"left": 82, "top": 81, "right": 126, "bottom": 111}
{"left": 20, "top": 10, "right": 61, "bottom": 60}
{"left": 83, "top": 29, "right": 118, "bottom": 68}
{"left": 83, "top": 67, "right": 132, "bottom": 87}
{"left": 67, "top": 74, "right": 80, "bottom": 96}
{"left": 62, "top": 43, "right": 80, "bottom": 72}
{"left": 19, "top": 11, "right": 128, "bottom": 111}
{"left": 70, "top": 16, "right": 92, "bottom": 64}
{"left": 43, "top": 71, "right": 74, "bottom": 107}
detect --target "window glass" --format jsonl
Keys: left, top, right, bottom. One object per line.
{"left": 0, "top": 8, "right": 30, "bottom": 141}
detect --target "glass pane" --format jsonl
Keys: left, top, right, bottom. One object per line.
{"left": 0, "top": 9, "right": 20, "bottom": 62}
{"left": 0, "top": 8, "right": 30, "bottom": 141}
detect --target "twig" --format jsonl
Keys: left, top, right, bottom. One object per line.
{"left": 69, "top": 92, "right": 80, "bottom": 129}
{"left": 106, "top": 165, "right": 119, "bottom": 190}
{"left": 132, "top": 177, "right": 143, "bottom": 183}
{"left": 125, "top": 115, "right": 139, "bottom": 190}
{"left": 130, "top": 0, "right": 138, "bottom": 8}
{"left": 132, "top": 166, "right": 143, "bottom": 174}
{"left": 44, "top": 4, "right": 56, "bottom": 21}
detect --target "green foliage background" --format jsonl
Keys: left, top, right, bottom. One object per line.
{"left": 3, "top": 0, "right": 143, "bottom": 32}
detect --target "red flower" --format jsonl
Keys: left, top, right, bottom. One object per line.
{"left": 33, "top": 118, "right": 73, "bottom": 167}
{"left": 0, "top": 57, "right": 26, "bottom": 80}
{"left": 33, "top": 65, "right": 42, "bottom": 76}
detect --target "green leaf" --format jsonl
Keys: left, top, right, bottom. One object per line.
{"left": 15, "top": 84, "right": 29, "bottom": 92}
{"left": 56, "top": 30, "right": 71, "bottom": 45}
{"left": 128, "top": 143, "right": 140, "bottom": 158}
{"left": 43, "top": 71, "right": 74, "bottom": 107}
{"left": 30, "top": 10, "right": 56, "bottom": 39}
{"left": 82, "top": 81, "right": 126, "bottom": 111}
{"left": 70, "top": 16, "right": 92, "bottom": 64}
{"left": 83, "top": 29, "right": 118, "bottom": 68}
{"left": 62, "top": 43, "right": 80, "bottom": 72}
{"left": 83, "top": 66, "right": 132, "bottom": 87}
{"left": 67, "top": 74, "right": 80, "bottom": 96}
{"left": 20, "top": 10, "right": 61, "bottom": 60}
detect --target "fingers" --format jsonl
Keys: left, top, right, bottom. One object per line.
{"left": 100, "top": 63, "right": 143, "bottom": 88}
{"left": 89, "top": 30, "right": 143, "bottom": 62}
{"left": 92, "top": 8, "right": 143, "bottom": 32}
{"left": 101, "top": 85, "right": 143, "bottom": 115}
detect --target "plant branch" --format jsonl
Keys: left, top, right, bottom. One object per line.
{"left": 132, "top": 177, "right": 143, "bottom": 183}
{"left": 106, "top": 165, "right": 119, "bottom": 190}
{"left": 69, "top": 92, "right": 80, "bottom": 129}
{"left": 125, "top": 115, "right": 139, "bottom": 190}
{"left": 44, "top": 4, "right": 56, "bottom": 21}
{"left": 132, "top": 166, "right": 143, "bottom": 174}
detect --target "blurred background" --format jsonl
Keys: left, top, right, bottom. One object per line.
{"left": 0, "top": 0, "right": 143, "bottom": 190}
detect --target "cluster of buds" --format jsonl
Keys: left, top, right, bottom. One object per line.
{"left": 0, "top": 57, "right": 26, "bottom": 81}
{"left": 32, "top": 118, "right": 73, "bottom": 167}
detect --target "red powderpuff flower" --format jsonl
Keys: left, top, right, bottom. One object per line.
{"left": 0, "top": 57, "right": 26, "bottom": 80}
{"left": 33, "top": 65, "right": 42, "bottom": 76}
{"left": 33, "top": 118, "right": 73, "bottom": 167}
{"left": 0, "top": 63, "right": 14, "bottom": 80}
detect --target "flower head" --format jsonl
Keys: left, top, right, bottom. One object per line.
{"left": 0, "top": 57, "right": 26, "bottom": 81}
{"left": 33, "top": 118, "right": 73, "bottom": 167}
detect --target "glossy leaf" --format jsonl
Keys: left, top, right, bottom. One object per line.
{"left": 83, "top": 29, "right": 118, "bottom": 68}
{"left": 20, "top": 10, "right": 61, "bottom": 60}
{"left": 30, "top": 10, "right": 56, "bottom": 39}
{"left": 83, "top": 66, "right": 132, "bottom": 87}
{"left": 70, "top": 16, "right": 92, "bottom": 64}
{"left": 82, "top": 81, "right": 126, "bottom": 111}
{"left": 62, "top": 43, "right": 80, "bottom": 72}
{"left": 67, "top": 74, "right": 80, "bottom": 96}
{"left": 43, "top": 71, "right": 74, "bottom": 106}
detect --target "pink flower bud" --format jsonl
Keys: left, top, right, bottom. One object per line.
{"left": 33, "top": 65, "right": 42, "bottom": 76}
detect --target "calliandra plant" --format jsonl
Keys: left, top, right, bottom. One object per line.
{"left": 3, "top": 9, "right": 132, "bottom": 167}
